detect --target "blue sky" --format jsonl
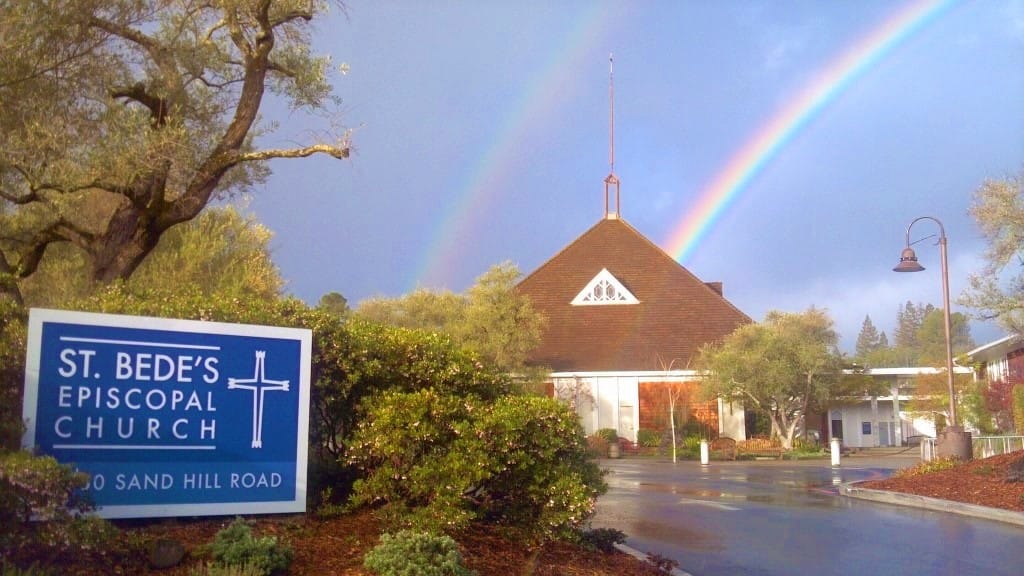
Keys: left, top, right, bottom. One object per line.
{"left": 248, "top": 0, "right": 1024, "bottom": 352}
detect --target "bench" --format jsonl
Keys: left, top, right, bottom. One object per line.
{"left": 709, "top": 437, "right": 736, "bottom": 460}
{"left": 737, "top": 438, "right": 784, "bottom": 459}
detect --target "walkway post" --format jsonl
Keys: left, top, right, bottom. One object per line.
{"left": 831, "top": 438, "right": 841, "bottom": 467}
{"left": 700, "top": 440, "right": 709, "bottom": 466}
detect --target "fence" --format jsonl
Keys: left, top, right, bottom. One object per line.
{"left": 921, "top": 435, "right": 1024, "bottom": 461}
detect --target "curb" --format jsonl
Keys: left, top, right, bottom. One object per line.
{"left": 614, "top": 542, "right": 694, "bottom": 576}
{"left": 841, "top": 481, "right": 1024, "bottom": 527}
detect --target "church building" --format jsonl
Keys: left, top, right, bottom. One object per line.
{"left": 516, "top": 153, "right": 751, "bottom": 444}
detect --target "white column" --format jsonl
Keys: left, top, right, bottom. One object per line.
{"left": 870, "top": 396, "right": 879, "bottom": 448}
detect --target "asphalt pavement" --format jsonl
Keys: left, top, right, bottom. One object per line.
{"left": 593, "top": 453, "right": 1024, "bottom": 573}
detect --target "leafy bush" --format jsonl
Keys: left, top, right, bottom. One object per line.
{"left": 348, "top": 389, "right": 480, "bottom": 532}
{"left": 363, "top": 530, "right": 475, "bottom": 576}
{"left": 791, "top": 438, "right": 822, "bottom": 453}
{"left": 203, "top": 518, "right": 293, "bottom": 576}
{"left": 0, "top": 450, "right": 98, "bottom": 551}
{"left": 894, "top": 457, "right": 960, "bottom": 479}
{"left": 348, "top": 392, "right": 605, "bottom": 538}
{"left": 595, "top": 428, "right": 619, "bottom": 443}
{"left": 578, "top": 527, "right": 626, "bottom": 553}
{"left": 635, "top": 429, "right": 661, "bottom": 448}
{"left": 683, "top": 435, "right": 702, "bottom": 454}
{"left": 586, "top": 434, "right": 609, "bottom": 458}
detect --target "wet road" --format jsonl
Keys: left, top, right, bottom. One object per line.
{"left": 592, "top": 458, "right": 1024, "bottom": 576}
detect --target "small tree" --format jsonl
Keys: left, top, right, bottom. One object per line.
{"left": 699, "top": 308, "right": 843, "bottom": 450}
{"left": 961, "top": 173, "right": 1024, "bottom": 335}
{"left": 905, "top": 370, "right": 973, "bottom": 427}
{"left": 355, "top": 262, "right": 546, "bottom": 375}
{"left": 982, "top": 379, "right": 1018, "bottom": 432}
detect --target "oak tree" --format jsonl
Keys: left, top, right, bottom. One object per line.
{"left": 0, "top": 0, "right": 350, "bottom": 303}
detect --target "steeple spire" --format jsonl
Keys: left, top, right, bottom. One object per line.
{"left": 604, "top": 54, "right": 620, "bottom": 219}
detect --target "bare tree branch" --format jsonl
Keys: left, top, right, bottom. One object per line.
{"left": 237, "top": 143, "right": 351, "bottom": 163}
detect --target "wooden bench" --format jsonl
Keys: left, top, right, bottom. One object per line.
{"left": 709, "top": 437, "right": 736, "bottom": 460}
{"left": 737, "top": 438, "right": 784, "bottom": 459}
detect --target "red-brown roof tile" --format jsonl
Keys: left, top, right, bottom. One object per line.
{"left": 517, "top": 217, "right": 751, "bottom": 372}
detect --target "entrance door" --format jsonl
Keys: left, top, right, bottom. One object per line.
{"left": 879, "top": 422, "right": 895, "bottom": 447}
{"left": 831, "top": 419, "right": 843, "bottom": 441}
{"left": 618, "top": 404, "right": 635, "bottom": 442}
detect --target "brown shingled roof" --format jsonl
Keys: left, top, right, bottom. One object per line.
{"left": 516, "top": 217, "right": 751, "bottom": 372}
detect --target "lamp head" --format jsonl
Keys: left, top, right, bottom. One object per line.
{"left": 893, "top": 246, "right": 925, "bottom": 272}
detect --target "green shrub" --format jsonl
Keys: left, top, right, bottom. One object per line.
{"left": 363, "top": 530, "right": 475, "bottom": 576}
{"left": 578, "top": 527, "right": 626, "bottom": 553}
{"left": 595, "top": 428, "right": 619, "bottom": 443}
{"left": 203, "top": 518, "right": 293, "bottom": 576}
{"left": 894, "top": 457, "right": 960, "bottom": 479}
{"left": 635, "top": 429, "right": 661, "bottom": 448}
{"left": 348, "top": 393, "right": 605, "bottom": 538}
{"left": 683, "top": 435, "right": 702, "bottom": 453}
{"left": 0, "top": 450, "right": 100, "bottom": 551}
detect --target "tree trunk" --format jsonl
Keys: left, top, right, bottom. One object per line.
{"left": 89, "top": 206, "right": 161, "bottom": 283}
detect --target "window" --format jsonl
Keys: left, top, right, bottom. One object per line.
{"left": 571, "top": 268, "right": 639, "bottom": 306}
{"left": 862, "top": 421, "right": 872, "bottom": 435}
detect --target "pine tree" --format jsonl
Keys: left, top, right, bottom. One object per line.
{"left": 893, "top": 302, "right": 919, "bottom": 350}
{"left": 854, "top": 315, "right": 882, "bottom": 360}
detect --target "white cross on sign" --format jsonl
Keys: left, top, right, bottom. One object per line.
{"left": 227, "top": 351, "right": 290, "bottom": 448}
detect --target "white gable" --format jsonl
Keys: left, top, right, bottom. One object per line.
{"left": 571, "top": 268, "right": 639, "bottom": 306}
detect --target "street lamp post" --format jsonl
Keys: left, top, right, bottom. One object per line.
{"left": 893, "top": 216, "right": 972, "bottom": 460}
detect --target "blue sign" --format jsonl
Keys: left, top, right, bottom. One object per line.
{"left": 22, "top": 308, "right": 312, "bottom": 519}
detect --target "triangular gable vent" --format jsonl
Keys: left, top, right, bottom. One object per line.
{"left": 571, "top": 268, "right": 639, "bottom": 306}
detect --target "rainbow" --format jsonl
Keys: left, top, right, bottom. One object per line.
{"left": 409, "top": 6, "right": 618, "bottom": 291}
{"left": 664, "top": 0, "right": 959, "bottom": 263}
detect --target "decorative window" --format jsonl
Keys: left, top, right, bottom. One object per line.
{"left": 571, "top": 268, "right": 639, "bottom": 306}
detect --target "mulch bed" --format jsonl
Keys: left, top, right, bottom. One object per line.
{"left": 10, "top": 511, "right": 666, "bottom": 575}
{"left": 860, "top": 450, "right": 1024, "bottom": 512}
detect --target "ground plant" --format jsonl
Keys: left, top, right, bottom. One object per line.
{"left": 202, "top": 518, "right": 293, "bottom": 576}
{"left": 894, "top": 456, "right": 960, "bottom": 478}
{"left": 363, "top": 530, "right": 475, "bottom": 576}
{"left": 636, "top": 429, "right": 661, "bottom": 448}
{"left": 578, "top": 527, "right": 626, "bottom": 553}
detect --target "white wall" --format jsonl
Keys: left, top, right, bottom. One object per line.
{"left": 830, "top": 402, "right": 936, "bottom": 448}
{"left": 718, "top": 399, "right": 746, "bottom": 440}
{"left": 553, "top": 375, "right": 639, "bottom": 442}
